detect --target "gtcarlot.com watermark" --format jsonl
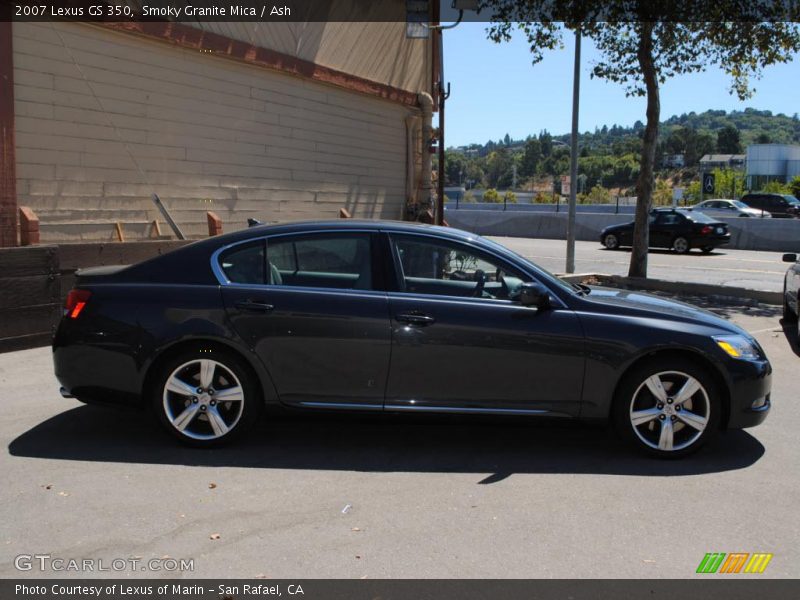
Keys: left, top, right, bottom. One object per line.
{"left": 14, "top": 554, "right": 194, "bottom": 573}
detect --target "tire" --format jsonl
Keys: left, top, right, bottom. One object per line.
{"left": 151, "top": 347, "right": 261, "bottom": 447}
{"left": 612, "top": 357, "right": 721, "bottom": 458}
{"left": 783, "top": 282, "right": 797, "bottom": 323}
{"left": 673, "top": 237, "right": 690, "bottom": 254}
{"left": 603, "top": 233, "right": 620, "bottom": 250}
{"left": 701, "top": 246, "right": 714, "bottom": 254}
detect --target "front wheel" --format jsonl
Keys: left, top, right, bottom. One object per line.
{"left": 673, "top": 237, "right": 690, "bottom": 254}
{"left": 783, "top": 282, "right": 797, "bottom": 323}
{"left": 612, "top": 358, "right": 721, "bottom": 458}
{"left": 152, "top": 348, "right": 260, "bottom": 447}
{"left": 603, "top": 233, "right": 620, "bottom": 250}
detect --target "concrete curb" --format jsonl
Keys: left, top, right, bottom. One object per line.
{"left": 557, "top": 273, "right": 782, "bottom": 306}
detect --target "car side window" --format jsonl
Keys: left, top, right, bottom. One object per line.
{"left": 390, "top": 235, "right": 530, "bottom": 300}
{"left": 266, "top": 234, "right": 373, "bottom": 290}
{"left": 656, "top": 213, "right": 682, "bottom": 225}
{"left": 219, "top": 240, "right": 266, "bottom": 284}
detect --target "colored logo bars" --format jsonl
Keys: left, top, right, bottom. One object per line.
{"left": 696, "top": 552, "right": 773, "bottom": 574}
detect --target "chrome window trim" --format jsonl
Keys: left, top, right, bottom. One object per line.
{"left": 209, "top": 226, "right": 568, "bottom": 308}
{"left": 210, "top": 228, "right": 376, "bottom": 287}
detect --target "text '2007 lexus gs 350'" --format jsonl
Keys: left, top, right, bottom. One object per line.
{"left": 53, "top": 221, "right": 771, "bottom": 458}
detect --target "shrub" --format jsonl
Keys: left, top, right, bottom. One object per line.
{"left": 483, "top": 188, "right": 501, "bottom": 203}
{"left": 503, "top": 190, "right": 517, "bottom": 204}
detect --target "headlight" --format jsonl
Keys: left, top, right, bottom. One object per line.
{"left": 713, "top": 335, "right": 760, "bottom": 360}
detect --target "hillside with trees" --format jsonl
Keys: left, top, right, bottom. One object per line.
{"left": 444, "top": 108, "right": 800, "bottom": 198}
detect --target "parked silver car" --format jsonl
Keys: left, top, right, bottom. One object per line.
{"left": 783, "top": 252, "right": 800, "bottom": 341}
{"left": 692, "top": 199, "right": 771, "bottom": 219}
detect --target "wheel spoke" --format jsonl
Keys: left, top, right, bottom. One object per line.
{"left": 166, "top": 376, "right": 197, "bottom": 397}
{"left": 173, "top": 403, "right": 200, "bottom": 431}
{"left": 645, "top": 375, "right": 668, "bottom": 402}
{"left": 674, "top": 376, "right": 701, "bottom": 405}
{"left": 630, "top": 408, "right": 661, "bottom": 427}
{"left": 658, "top": 418, "right": 674, "bottom": 451}
{"left": 199, "top": 360, "right": 216, "bottom": 389}
{"left": 677, "top": 409, "right": 708, "bottom": 432}
{"left": 214, "top": 386, "right": 243, "bottom": 402}
{"left": 206, "top": 406, "right": 229, "bottom": 437}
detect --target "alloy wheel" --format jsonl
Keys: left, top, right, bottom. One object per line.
{"left": 162, "top": 359, "right": 245, "bottom": 441}
{"left": 628, "top": 370, "right": 710, "bottom": 452}
{"left": 604, "top": 234, "right": 619, "bottom": 250}
{"left": 673, "top": 237, "right": 689, "bottom": 254}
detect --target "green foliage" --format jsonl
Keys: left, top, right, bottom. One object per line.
{"left": 716, "top": 125, "right": 742, "bottom": 154}
{"left": 762, "top": 181, "right": 791, "bottom": 194}
{"left": 503, "top": 190, "right": 518, "bottom": 204}
{"left": 462, "top": 190, "right": 476, "bottom": 203}
{"left": 533, "top": 191, "right": 552, "bottom": 204}
{"left": 789, "top": 176, "right": 800, "bottom": 199}
{"left": 483, "top": 188, "right": 501, "bottom": 203}
{"left": 586, "top": 185, "right": 612, "bottom": 204}
{"left": 652, "top": 179, "right": 673, "bottom": 206}
{"left": 684, "top": 180, "right": 702, "bottom": 204}
{"left": 712, "top": 168, "right": 746, "bottom": 198}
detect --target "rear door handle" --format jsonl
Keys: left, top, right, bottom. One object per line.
{"left": 234, "top": 300, "right": 274, "bottom": 313}
{"left": 396, "top": 311, "right": 435, "bottom": 326}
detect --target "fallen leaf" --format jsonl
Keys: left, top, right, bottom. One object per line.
{"left": 58, "top": 491, "right": 70, "bottom": 497}
{"left": 210, "top": 533, "right": 221, "bottom": 540}
{"left": 642, "top": 559, "right": 657, "bottom": 564}
{"left": 208, "top": 483, "right": 217, "bottom": 489}
{"left": 255, "top": 574, "right": 269, "bottom": 579}
{"left": 42, "top": 485, "right": 53, "bottom": 490}
{"left": 351, "top": 527, "right": 361, "bottom": 532}
{"left": 355, "top": 555, "right": 361, "bottom": 559}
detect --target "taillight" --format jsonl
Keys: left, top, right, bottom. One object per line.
{"left": 64, "top": 289, "right": 91, "bottom": 319}
{"left": 701, "top": 226, "right": 713, "bottom": 235}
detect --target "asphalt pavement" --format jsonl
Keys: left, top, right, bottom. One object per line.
{"left": 0, "top": 305, "right": 798, "bottom": 579}
{"left": 490, "top": 237, "right": 789, "bottom": 293}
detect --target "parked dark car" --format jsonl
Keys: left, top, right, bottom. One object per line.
{"left": 783, "top": 252, "right": 800, "bottom": 341}
{"left": 54, "top": 221, "right": 771, "bottom": 457}
{"left": 600, "top": 208, "right": 731, "bottom": 254}
{"left": 739, "top": 193, "right": 800, "bottom": 218}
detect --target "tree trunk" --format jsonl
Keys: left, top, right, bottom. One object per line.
{"left": 628, "top": 22, "right": 660, "bottom": 278}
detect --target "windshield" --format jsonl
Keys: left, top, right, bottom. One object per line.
{"left": 480, "top": 236, "right": 577, "bottom": 295}
{"left": 783, "top": 195, "right": 800, "bottom": 205}
{"left": 732, "top": 200, "right": 749, "bottom": 209}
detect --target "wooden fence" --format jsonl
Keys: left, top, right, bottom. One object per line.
{"left": 0, "top": 241, "right": 190, "bottom": 353}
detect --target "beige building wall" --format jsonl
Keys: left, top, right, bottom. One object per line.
{"left": 13, "top": 21, "right": 420, "bottom": 241}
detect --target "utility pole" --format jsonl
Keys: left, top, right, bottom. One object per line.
{"left": 565, "top": 29, "right": 581, "bottom": 274}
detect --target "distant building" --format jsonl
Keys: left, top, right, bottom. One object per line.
{"left": 662, "top": 154, "right": 685, "bottom": 168}
{"left": 699, "top": 154, "right": 746, "bottom": 170}
{"left": 745, "top": 144, "right": 800, "bottom": 189}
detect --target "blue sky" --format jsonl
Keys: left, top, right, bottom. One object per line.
{"left": 443, "top": 23, "right": 800, "bottom": 147}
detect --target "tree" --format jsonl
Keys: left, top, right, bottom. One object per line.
{"left": 789, "top": 175, "right": 800, "bottom": 199}
{"left": 519, "top": 138, "right": 542, "bottom": 178}
{"left": 756, "top": 132, "right": 772, "bottom": 144}
{"left": 717, "top": 125, "right": 742, "bottom": 154}
{"left": 485, "top": 2, "right": 800, "bottom": 277}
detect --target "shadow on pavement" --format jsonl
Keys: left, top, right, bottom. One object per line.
{"left": 780, "top": 318, "right": 800, "bottom": 357}
{"left": 9, "top": 405, "right": 765, "bottom": 482}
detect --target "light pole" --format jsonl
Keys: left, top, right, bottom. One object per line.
{"left": 565, "top": 29, "right": 581, "bottom": 274}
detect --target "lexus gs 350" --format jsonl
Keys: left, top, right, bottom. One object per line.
{"left": 54, "top": 221, "right": 771, "bottom": 457}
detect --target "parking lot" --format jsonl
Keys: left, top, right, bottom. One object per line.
{"left": 491, "top": 237, "right": 790, "bottom": 292}
{"left": 1, "top": 297, "right": 798, "bottom": 579}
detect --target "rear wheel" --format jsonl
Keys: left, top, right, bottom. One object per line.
{"left": 701, "top": 246, "right": 714, "bottom": 254}
{"left": 612, "top": 358, "right": 721, "bottom": 458}
{"left": 603, "top": 233, "right": 620, "bottom": 250}
{"left": 152, "top": 348, "right": 260, "bottom": 447}
{"left": 673, "top": 237, "right": 690, "bottom": 254}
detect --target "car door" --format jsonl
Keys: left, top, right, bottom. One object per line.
{"left": 383, "top": 233, "right": 585, "bottom": 416}
{"left": 218, "top": 232, "right": 391, "bottom": 409}
{"left": 650, "top": 213, "right": 681, "bottom": 248}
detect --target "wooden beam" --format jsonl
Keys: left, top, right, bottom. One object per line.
{"left": 207, "top": 211, "right": 223, "bottom": 236}
{"left": 114, "top": 221, "right": 125, "bottom": 242}
{"left": 338, "top": 208, "right": 352, "bottom": 219}
{"left": 18, "top": 206, "right": 39, "bottom": 246}
{"left": 0, "top": 18, "right": 18, "bottom": 247}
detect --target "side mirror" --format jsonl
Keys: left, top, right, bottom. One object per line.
{"left": 783, "top": 253, "right": 797, "bottom": 263}
{"left": 518, "top": 282, "right": 551, "bottom": 309}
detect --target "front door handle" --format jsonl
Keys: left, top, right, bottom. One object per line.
{"left": 396, "top": 311, "right": 435, "bottom": 326}
{"left": 234, "top": 300, "right": 274, "bottom": 313}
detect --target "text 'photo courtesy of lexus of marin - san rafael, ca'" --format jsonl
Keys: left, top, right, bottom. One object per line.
{"left": 53, "top": 221, "right": 772, "bottom": 458}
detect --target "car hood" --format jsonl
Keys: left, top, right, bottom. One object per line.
{"left": 579, "top": 287, "right": 744, "bottom": 335}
